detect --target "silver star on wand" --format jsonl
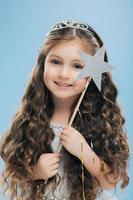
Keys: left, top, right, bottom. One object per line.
{"left": 76, "top": 45, "right": 114, "bottom": 91}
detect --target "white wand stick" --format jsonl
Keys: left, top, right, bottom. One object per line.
{"left": 56, "top": 77, "right": 91, "bottom": 153}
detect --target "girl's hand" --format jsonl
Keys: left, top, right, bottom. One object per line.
{"left": 60, "top": 126, "right": 87, "bottom": 159}
{"left": 32, "top": 153, "right": 61, "bottom": 180}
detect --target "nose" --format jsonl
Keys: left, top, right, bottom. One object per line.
{"left": 58, "top": 65, "right": 71, "bottom": 79}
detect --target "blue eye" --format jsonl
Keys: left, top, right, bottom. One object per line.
{"left": 50, "top": 59, "right": 61, "bottom": 65}
{"left": 73, "top": 64, "right": 84, "bottom": 69}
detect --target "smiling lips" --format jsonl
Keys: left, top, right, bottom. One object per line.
{"left": 54, "top": 81, "right": 73, "bottom": 87}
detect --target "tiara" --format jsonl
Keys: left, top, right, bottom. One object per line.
{"left": 46, "top": 19, "right": 95, "bottom": 37}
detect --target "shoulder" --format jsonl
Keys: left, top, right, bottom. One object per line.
{"left": 96, "top": 189, "right": 118, "bottom": 200}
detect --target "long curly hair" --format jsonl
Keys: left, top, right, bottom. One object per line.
{"left": 0, "top": 22, "right": 129, "bottom": 200}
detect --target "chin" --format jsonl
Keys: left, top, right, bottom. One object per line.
{"left": 53, "top": 95, "right": 73, "bottom": 99}
{"left": 52, "top": 92, "right": 80, "bottom": 100}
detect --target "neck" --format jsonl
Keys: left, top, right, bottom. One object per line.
{"left": 51, "top": 96, "right": 78, "bottom": 125}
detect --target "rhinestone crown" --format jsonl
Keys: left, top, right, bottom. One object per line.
{"left": 46, "top": 19, "right": 95, "bottom": 37}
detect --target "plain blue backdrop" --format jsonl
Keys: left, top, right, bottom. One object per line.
{"left": 0, "top": 0, "right": 132, "bottom": 199}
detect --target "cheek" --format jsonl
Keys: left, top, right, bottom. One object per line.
{"left": 75, "top": 79, "right": 87, "bottom": 92}
{"left": 43, "top": 66, "right": 55, "bottom": 82}
{"left": 43, "top": 68, "right": 52, "bottom": 86}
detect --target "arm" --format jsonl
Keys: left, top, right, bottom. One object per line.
{"left": 81, "top": 140, "right": 118, "bottom": 189}
{"left": 60, "top": 126, "right": 119, "bottom": 189}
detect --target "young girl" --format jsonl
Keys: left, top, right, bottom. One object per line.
{"left": 0, "top": 20, "right": 129, "bottom": 200}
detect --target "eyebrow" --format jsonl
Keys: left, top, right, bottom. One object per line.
{"left": 49, "top": 54, "right": 84, "bottom": 63}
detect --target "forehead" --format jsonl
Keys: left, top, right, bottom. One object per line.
{"left": 46, "top": 39, "right": 94, "bottom": 59}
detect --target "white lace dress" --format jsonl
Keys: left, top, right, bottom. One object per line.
{"left": 43, "top": 122, "right": 118, "bottom": 200}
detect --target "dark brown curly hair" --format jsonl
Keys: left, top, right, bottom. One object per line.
{"left": 0, "top": 21, "right": 129, "bottom": 200}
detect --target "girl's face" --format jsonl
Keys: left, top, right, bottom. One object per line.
{"left": 43, "top": 39, "right": 88, "bottom": 101}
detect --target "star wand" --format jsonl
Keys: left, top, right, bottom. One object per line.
{"left": 56, "top": 45, "right": 114, "bottom": 153}
{"left": 55, "top": 45, "right": 114, "bottom": 200}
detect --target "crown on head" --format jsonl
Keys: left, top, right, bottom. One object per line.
{"left": 46, "top": 19, "right": 95, "bottom": 37}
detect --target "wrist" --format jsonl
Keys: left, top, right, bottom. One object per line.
{"left": 78, "top": 138, "right": 89, "bottom": 161}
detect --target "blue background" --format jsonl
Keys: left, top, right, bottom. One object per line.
{"left": 0, "top": 0, "right": 132, "bottom": 199}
